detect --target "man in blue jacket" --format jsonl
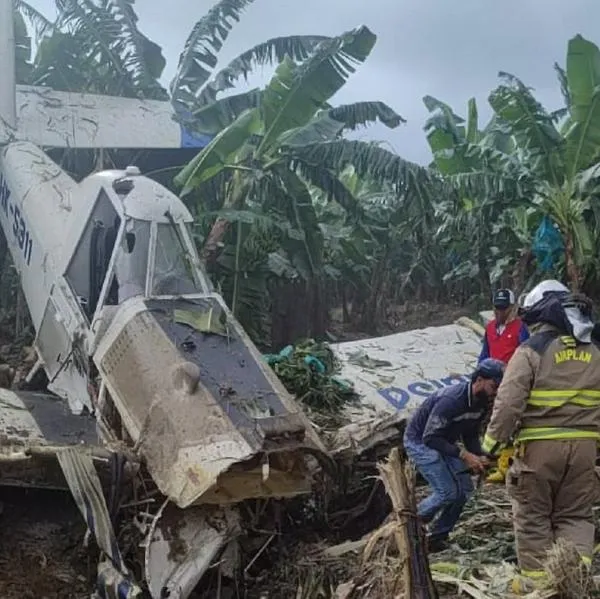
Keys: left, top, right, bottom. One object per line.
{"left": 403, "top": 358, "right": 505, "bottom": 551}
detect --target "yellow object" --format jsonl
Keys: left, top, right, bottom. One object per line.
{"left": 173, "top": 307, "right": 228, "bottom": 337}
{"left": 486, "top": 447, "right": 514, "bottom": 483}
{"left": 510, "top": 575, "right": 545, "bottom": 595}
{"left": 527, "top": 388, "right": 600, "bottom": 407}
{"left": 482, "top": 432, "right": 507, "bottom": 454}
{"left": 429, "top": 562, "right": 461, "bottom": 575}
{"left": 510, "top": 570, "right": 548, "bottom": 595}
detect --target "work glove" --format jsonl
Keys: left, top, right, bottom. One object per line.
{"left": 486, "top": 447, "right": 514, "bottom": 483}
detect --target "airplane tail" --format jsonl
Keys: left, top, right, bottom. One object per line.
{"left": 0, "top": 0, "right": 17, "bottom": 141}
{"left": 1, "top": 0, "right": 210, "bottom": 151}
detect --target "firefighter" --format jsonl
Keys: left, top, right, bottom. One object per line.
{"left": 482, "top": 280, "right": 600, "bottom": 594}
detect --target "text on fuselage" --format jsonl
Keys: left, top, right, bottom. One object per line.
{"left": 0, "top": 175, "right": 33, "bottom": 266}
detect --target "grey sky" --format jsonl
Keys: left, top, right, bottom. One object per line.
{"left": 27, "top": 0, "right": 600, "bottom": 164}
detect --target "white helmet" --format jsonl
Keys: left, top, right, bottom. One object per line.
{"left": 522, "top": 280, "right": 569, "bottom": 309}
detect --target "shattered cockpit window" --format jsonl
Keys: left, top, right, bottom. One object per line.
{"left": 151, "top": 223, "right": 199, "bottom": 296}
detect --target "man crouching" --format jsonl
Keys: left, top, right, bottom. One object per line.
{"left": 403, "top": 358, "right": 505, "bottom": 552}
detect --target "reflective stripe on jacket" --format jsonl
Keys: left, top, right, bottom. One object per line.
{"left": 482, "top": 325, "right": 600, "bottom": 455}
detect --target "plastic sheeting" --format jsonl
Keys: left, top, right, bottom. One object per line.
{"left": 533, "top": 215, "right": 564, "bottom": 272}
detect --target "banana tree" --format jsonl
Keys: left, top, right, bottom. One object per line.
{"left": 176, "top": 25, "right": 423, "bottom": 343}
{"left": 423, "top": 94, "right": 533, "bottom": 295}
{"left": 432, "top": 35, "right": 600, "bottom": 292}
{"left": 16, "top": 0, "right": 328, "bottom": 130}
{"left": 14, "top": 1, "right": 53, "bottom": 82}
{"left": 487, "top": 33, "right": 600, "bottom": 292}
{"left": 16, "top": 0, "right": 168, "bottom": 99}
{"left": 313, "top": 166, "right": 396, "bottom": 329}
{"left": 169, "top": 0, "right": 329, "bottom": 133}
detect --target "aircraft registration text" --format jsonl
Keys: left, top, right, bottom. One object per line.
{"left": 0, "top": 175, "right": 33, "bottom": 266}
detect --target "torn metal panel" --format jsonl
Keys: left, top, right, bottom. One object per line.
{"left": 14, "top": 85, "right": 211, "bottom": 150}
{"left": 329, "top": 411, "right": 406, "bottom": 462}
{"left": 95, "top": 560, "right": 142, "bottom": 599}
{"left": 145, "top": 502, "right": 240, "bottom": 599}
{"left": 0, "top": 388, "right": 97, "bottom": 448}
{"left": 0, "top": 389, "right": 114, "bottom": 491}
{"left": 148, "top": 298, "right": 310, "bottom": 449}
{"left": 57, "top": 447, "right": 142, "bottom": 597}
{"left": 331, "top": 322, "right": 484, "bottom": 427}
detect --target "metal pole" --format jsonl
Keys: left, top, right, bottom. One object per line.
{"left": 0, "top": 0, "right": 17, "bottom": 130}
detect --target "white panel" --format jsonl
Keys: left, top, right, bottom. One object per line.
{"left": 480, "top": 310, "right": 495, "bottom": 325}
{"left": 0, "top": 389, "right": 44, "bottom": 444}
{"left": 332, "top": 323, "right": 484, "bottom": 422}
{"left": 0, "top": 142, "right": 77, "bottom": 329}
{"left": 14, "top": 85, "right": 210, "bottom": 149}
{"left": 0, "top": 0, "right": 16, "bottom": 130}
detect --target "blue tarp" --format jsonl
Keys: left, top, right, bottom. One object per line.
{"left": 532, "top": 215, "right": 564, "bottom": 272}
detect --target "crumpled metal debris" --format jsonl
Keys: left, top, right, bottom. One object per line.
{"left": 346, "top": 350, "right": 392, "bottom": 369}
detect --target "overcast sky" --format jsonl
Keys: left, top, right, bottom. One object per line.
{"left": 27, "top": 0, "right": 600, "bottom": 165}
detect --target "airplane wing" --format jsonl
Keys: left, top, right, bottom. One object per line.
{"left": 7, "top": 85, "right": 212, "bottom": 150}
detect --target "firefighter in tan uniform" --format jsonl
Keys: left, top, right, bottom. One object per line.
{"left": 482, "top": 279, "right": 600, "bottom": 594}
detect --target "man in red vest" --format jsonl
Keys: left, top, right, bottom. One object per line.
{"left": 479, "top": 289, "right": 529, "bottom": 485}
{"left": 479, "top": 289, "right": 529, "bottom": 365}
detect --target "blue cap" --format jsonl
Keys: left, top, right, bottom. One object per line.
{"left": 493, "top": 289, "right": 515, "bottom": 309}
{"left": 474, "top": 358, "right": 505, "bottom": 384}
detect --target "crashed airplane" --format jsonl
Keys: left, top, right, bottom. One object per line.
{"left": 0, "top": 2, "right": 330, "bottom": 596}
{"left": 0, "top": 2, "right": 492, "bottom": 596}
{"left": 328, "top": 317, "right": 485, "bottom": 459}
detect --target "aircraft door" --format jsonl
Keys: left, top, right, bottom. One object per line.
{"left": 35, "top": 281, "right": 91, "bottom": 414}
{"left": 64, "top": 188, "right": 121, "bottom": 321}
{"left": 34, "top": 187, "right": 121, "bottom": 414}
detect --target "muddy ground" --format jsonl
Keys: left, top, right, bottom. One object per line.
{"left": 1, "top": 464, "right": 597, "bottom": 598}
{"left": 0, "top": 487, "right": 91, "bottom": 599}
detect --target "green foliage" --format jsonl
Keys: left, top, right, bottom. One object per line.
{"left": 175, "top": 24, "right": 424, "bottom": 342}
{"left": 170, "top": 0, "right": 329, "bottom": 132}
{"left": 15, "top": 0, "right": 168, "bottom": 98}
{"left": 14, "top": 0, "right": 600, "bottom": 343}
{"left": 264, "top": 340, "right": 359, "bottom": 426}
{"left": 169, "top": 0, "right": 258, "bottom": 110}
{"left": 425, "top": 34, "right": 600, "bottom": 293}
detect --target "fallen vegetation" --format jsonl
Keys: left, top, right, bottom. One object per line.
{"left": 226, "top": 469, "right": 600, "bottom": 599}
{"left": 264, "top": 339, "right": 360, "bottom": 428}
